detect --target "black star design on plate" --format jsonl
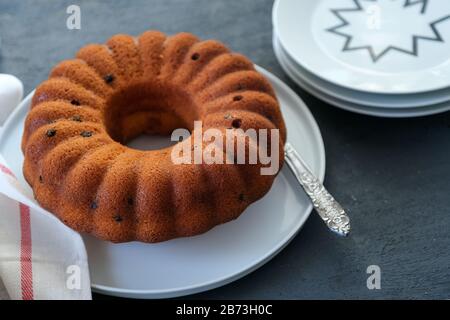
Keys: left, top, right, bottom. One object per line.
{"left": 326, "top": 0, "right": 450, "bottom": 62}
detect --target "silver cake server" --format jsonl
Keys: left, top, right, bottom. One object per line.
{"left": 284, "top": 142, "right": 350, "bottom": 236}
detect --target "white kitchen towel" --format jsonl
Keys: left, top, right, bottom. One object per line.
{"left": 0, "top": 278, "right": 8, "bottom": 300}
{"left": 0, "top": 153, "right": 92, "bottom": 300}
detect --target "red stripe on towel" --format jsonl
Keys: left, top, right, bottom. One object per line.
{"left": 0, "top": 163, "right": 15, "bottom": 178}
{"left": 19, "top": 203, "right": 34, "bottom": 300}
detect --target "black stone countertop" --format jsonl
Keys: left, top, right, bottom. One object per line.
{"left": 1, "top": 0, "right": 449, "bottom": 299}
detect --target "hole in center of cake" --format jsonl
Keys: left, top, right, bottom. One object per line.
{"left": 104, "top": 81, "right": 197, "bottom": 150}
{"left": 126, "top": 134, "right": 180, "bottom": 151}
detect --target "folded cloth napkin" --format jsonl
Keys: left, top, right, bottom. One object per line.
{"left": 0, "top": 112, "right": 92, "bottom": 300}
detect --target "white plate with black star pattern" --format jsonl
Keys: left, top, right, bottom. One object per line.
{"left": 273, "top": 32, "right": 450, "bottom": 117}
{"left": 273, "top": 0, "right": 450, "bottom": 94}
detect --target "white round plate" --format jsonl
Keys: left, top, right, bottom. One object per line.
{"left": 273, "top": 33, "right": 450, "bottom": 109}
{"left": 273, "top": 0, "right": 450, "bottom": 94}
{"left": 274, "top": 35, "right": 450, "bottom": 117}
{"left": 0, "top": 67, "right": 325, "bottom": 299}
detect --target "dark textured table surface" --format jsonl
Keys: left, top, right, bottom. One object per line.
{"left": 1, "top": 0, "right": 449, "bottom": 300}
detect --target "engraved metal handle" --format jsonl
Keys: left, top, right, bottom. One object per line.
{"left": 284, "top": 143, "right": 350, "bottom": 236}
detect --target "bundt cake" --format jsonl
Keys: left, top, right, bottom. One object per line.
{"left": 21, "top": 30, "right": 287, "bottom": 243}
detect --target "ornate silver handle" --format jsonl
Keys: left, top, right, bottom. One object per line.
{"left": 284, "top": 143, "right": 350, "bottom": 236}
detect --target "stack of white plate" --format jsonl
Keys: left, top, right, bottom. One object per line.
{"left": 272, "top": 0, "right": 450, "bottom": 118}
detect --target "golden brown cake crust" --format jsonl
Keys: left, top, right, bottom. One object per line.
{"left": 21, "top": 30, "right": 287, "bottom": 243}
